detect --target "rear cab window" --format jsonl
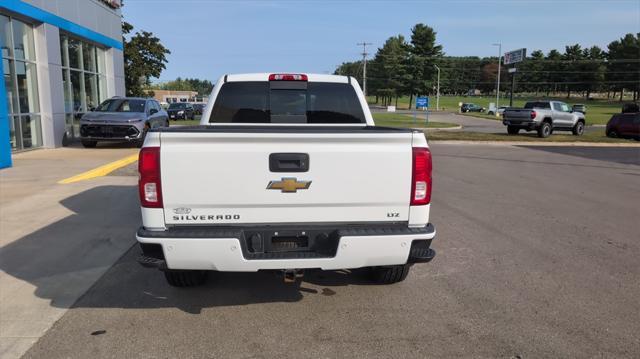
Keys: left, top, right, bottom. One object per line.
{"left": 208, "top": 81, "right": 366, "bottom": 124}
{"left": 524, "top": 102, "right": 551, "bottom": 110}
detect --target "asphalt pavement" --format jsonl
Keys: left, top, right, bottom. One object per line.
{"left": 20, "top": 144, "right": 640, "bottom": 358}
{"left": 0, "top": 145, "right": 139, "bottom": 359}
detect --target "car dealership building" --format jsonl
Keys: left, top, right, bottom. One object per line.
{"left": 0, "top": 0, "right": 125, "bottom": 168}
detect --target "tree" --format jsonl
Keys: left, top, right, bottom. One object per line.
{"left": 479, "top": 62, "right": 500, "bottom": 94}
{"left": 369, "top": 35, "right": 410, "bottom": 106}
{"left": 606, "top": 33, "right": 640, "bottom": 101}
{"left": 152, "top": 77, "right": 214, "bottom": 96}
{"left": 545, "top": 49, "right": 563, "bottom": 96}
{"left": 582, "top": 46, "right": 606, "bottom": 99}
{"left": 518, "top": 50, "right": 545, "bottom": 96}
{"left": 562, "top": 44, "right": 584, "bottom": 98}
{"left": 334, "top": 61, "right": 362, "bottom": 79}
{"left": 406, "top": 24, "right": 443, "bottom": 108}
{"left": 123, "top": 21, "right": 171, "bottom": 97}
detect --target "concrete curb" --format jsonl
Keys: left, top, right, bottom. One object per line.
{"left": 423, "top": 125, "right": 463, "bottom": 131}
{"left": 428, "top": 140, "right": 640, "bottom": 147}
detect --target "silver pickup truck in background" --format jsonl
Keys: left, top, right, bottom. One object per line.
{"left": 502, "top": 101, "right": 586, "bottom": 138}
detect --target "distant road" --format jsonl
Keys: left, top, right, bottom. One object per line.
{"left": 370, "top": 108, "right": 601, "bottom": 134}
{"left": 371, "top": 108, "right": 504, "bottom": 133}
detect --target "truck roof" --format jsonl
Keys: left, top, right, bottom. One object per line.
{"left": 224, "top": 73, "right": 351, "bottom": 83}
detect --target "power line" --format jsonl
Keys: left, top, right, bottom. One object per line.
{"left": 362, "top": 53, "right": 640, "bottom": 63}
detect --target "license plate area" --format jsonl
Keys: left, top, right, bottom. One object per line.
{"left": 243, "top": 228, "right": 339, "bottom": 259}
{"left": 269, "top": 232, "right": 309, "bottom": 252}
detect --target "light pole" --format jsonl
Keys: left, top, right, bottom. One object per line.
{"left": 433, "top": 64, "right": 440, "bottom": 111}
{"left": 492, "top": 43, "right": 502, "bottom": 111}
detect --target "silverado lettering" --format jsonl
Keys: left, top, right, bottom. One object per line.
{"left": 172, "top": 214, "right": 240, "bottom": 221}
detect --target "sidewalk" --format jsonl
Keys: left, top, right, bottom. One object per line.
{"left": 0, "top": 145, "right": 140, "bottom": 359}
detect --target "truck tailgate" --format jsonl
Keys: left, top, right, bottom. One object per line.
{"left": 503, "top": 109, "right": 533, "bottom": 121}
{"left": 160, "top": 128, "right": 414, "bottom": 225}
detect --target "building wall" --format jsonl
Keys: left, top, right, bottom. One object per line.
{"left": 0, "top": 0, "right": 125, "bottom": 167}
{"left": 151, "top": 90, "right": 200, "bottom": 104}
{"left": 22, "top": 0, "right": 123, "bottom": 43}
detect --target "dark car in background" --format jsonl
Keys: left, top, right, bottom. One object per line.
{"left": 461, "top": 103, "right": 485, "bottom": 113}
{"left": 80, "top": 97, "right": 168, "bottom": 148}
{"left": 622, "top": 102, "right": 639, "bottom": 114}
{"left": 193, "top": 103, "right": 205, "bottom": 115}
{"left": 167, "top": 102, "right": 195, "bottom": 120}
{"left": 572, "top": 104, "right": 587, "bottom": 114}
{"left": 606, "top": 113, "right": 640, "bottom": 140}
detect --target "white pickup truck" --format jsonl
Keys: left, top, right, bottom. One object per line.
{"left": 136, "top": 73, "right": 436, "bottom": 287}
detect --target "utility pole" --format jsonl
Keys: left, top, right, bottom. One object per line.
{"left": 357, "top": 42, "right": 372, "bottom": 97}
{"left": 433, "top": 64, "right": 440, "bottom": 111}
{"left": 492, "top": 43, "right": 502, "bottom": 110}
{"left": 509, "top": 68, "right": 517, "bottom": 107}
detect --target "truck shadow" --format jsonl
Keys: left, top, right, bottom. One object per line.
{"left": 83, "top": 248, "right": 377, "bottom": 314}
{"left": 0, "top": 185, "right": 377, "bottom": 314}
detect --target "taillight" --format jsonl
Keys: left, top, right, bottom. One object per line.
{"left": 138, "top": 147, "right": 162, "bottom": 208}
{"left": 411, "top": 147, "right": 432, "bottom": 206}
{"left": 530, "top": 110, "right": 537, "bottom": 119}
{"left": 268, "top": 73, "right": 308, "bottom": 81}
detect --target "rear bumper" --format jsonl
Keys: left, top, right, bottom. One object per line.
{"left": 503, "top": 119, "right": 539, "bottom": 130}
{"left": 136, "top": 223, "right": 436, "bottom": 271}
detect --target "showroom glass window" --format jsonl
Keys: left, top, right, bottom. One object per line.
{"left": 59, "top": 33, "right": 107, "bottom": 140}
{"left": 1, "top": 14, "right": 42, "bottom": 151}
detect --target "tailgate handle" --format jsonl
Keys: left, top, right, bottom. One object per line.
{"left": 269, "top": 153, "right": 309, "bottom": 172}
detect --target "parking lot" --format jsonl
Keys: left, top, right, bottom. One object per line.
{"left": 1, "top": 143, "right": 638, "bottom": 358}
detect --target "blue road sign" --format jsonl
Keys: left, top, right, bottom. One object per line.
{"left": 416, "top": 96, "right": 429, "bottom": 108}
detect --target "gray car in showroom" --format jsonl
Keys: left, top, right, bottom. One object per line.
{"left": 79, "top": 97, "right": 169, "bottom": 148}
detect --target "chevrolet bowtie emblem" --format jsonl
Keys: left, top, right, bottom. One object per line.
{"left": 266, "top": 177, "right": 312, "bottom": 193}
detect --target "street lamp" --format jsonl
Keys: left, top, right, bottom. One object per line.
{"left": 492, "top": 43, "right": 502, "bottom": 111}
{"left": 433, "top": 64, "right": 440, "bottom": 111}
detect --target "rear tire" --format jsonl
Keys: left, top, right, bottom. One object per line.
{"left": 164, "top": 270, "right": 207, "bottom": 287}
{"left": 607, "top": 130, "right": 618, "bottom": 138}
{"left": 370, "top": 264, "right": 411, "bottom": 284}
{"left": 538, "top": 122, "right": 552, "bottom": 138}
{"left": 572, "top": 121, "right": 585, "bottom": 136}
{"left": 507, "top": 126, "right": 520, "bottom": 135}
{"left": 81, "top": 140, "right": 97, "bottom": 148}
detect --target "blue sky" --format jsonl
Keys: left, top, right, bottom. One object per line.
{"left": 122, "top": 0, "right": 640, "bottom": 83}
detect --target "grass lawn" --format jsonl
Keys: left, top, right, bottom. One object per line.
{"left": 426, "top": 128, "right": 637, "bottom": 143}
{"left": 372, "top": 113, "right": 457, "bottom": 129}
{"left": 369, "top": 95, "right": 626, "bottom": 125}
{"left": 170, "top": 115, "right": 201, "bottom": 126}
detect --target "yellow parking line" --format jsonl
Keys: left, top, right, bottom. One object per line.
{"left": 58, "top": 153, "right": 139, "bottom": 184}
